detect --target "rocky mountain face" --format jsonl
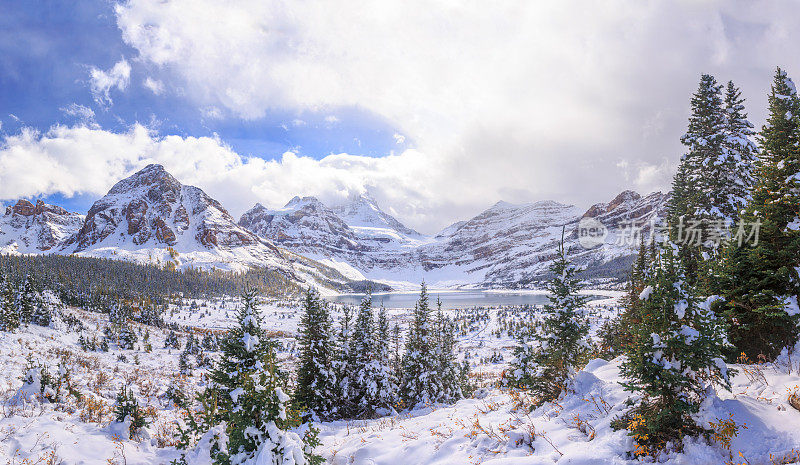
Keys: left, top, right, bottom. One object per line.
{"left": 239, "top": 197, "right": 363, "bottom": 254}
{"left": 60, "top": 164, "right": 288, "bottom": 272}
{"left": 0, "top": 200, "right": 84, "bottom": 253}
{"left": 240, "top": 189, "right": 669, "bottom": 287}
{"left": 239, "top": 194, "right": 427, "bottom": 276}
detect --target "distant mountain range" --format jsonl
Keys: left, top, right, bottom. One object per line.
{"left": 0, "top": 164, "right": 668, "bottom": 290}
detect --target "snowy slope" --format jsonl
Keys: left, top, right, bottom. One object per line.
{"left": 0, "top": 199, "right": 84, "bottom": 254}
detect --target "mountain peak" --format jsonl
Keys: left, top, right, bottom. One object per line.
{"left": 334, "top": 192, "right": 420, "bottom": 237}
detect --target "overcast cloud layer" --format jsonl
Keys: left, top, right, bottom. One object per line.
{"left": 3, "top": 0, "right": 800, "bottom": 232}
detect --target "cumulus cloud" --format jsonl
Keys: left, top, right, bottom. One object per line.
{"left": 109, "top": 0, "right": 800, "bottom": 228}
{"left": 0, "top": 124, "right": 450, "bottom": 229}
{"left": 89, "top": 58, "right": 131, "bottom": 106}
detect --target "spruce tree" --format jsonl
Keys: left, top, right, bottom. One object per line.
{"left": 18, "top": 275, "right": 35, "bottom": 325}
{"left": 118, "top": 324, "right": 138, "bottom": 350}
{"left": 372, "top": 305, "right": 399, "bottom": 415}
{"left": 718, "top": 67, "right": 800, "bottom": 360}
{"left": 334, "top": 304, "right": 356, "bottom": 418}
{"left": 1, "top": 276, "right": 20, "bottom": 332}
{"left": 620, "top": 241, "right": 730, "bottom": 455}
{"left": 720, "top": 80, "right": 757, "bottom": 221}
{"left": 400, "top": 283, "right": 440, "bottom": 408}
{"left": 432, "top": 300, "right": 464, "bottom": 403}
{"left": 349, "top": 292, "right": 381, "bottom": 417}
{"left": 508, "top": 231, "right": 590, "bottom": 404}
{"left": 294, "top": 288, "right": 337, "bottom": 421}
{"left": 210, "top": 289, "right": 320, "bottom": 465}
{"left": 667, "top": 74, "right": 727, "bottom": 282}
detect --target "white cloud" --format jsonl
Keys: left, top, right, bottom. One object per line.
{"left": 0, "top": 125, "right": 450, "bottom": 230}
{"left": 89, "top": 59, "right": 131, "bottom": 106}
{"left": 393, "top": 133, "right": 405, "bottom": 144}
{"left": 143, "top": 77, "right": 165, "bottom": 95}
{"left": 110, "top": 0, "right": 800, "bottom": 228}
{"left": 60, "top": 104, "right": 96, "bottom": 126}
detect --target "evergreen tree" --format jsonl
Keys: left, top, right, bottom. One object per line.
{"left": 294, "top": 288, "right": 337, "bottom": 421}
{"left": 179, "top": 348, "right": 193, "bottom": 375}
{"left": 432, "top": 299, "right": 464, "bottom": 403}
{"left": 1, "top": 276, "right": 20, "bottom": 332}
{"left": 334, "top": 304, "right": 356, "bottom": 418}
{"left": 372, "top": 304, "right": 399, "bottom": 415}
{"left": 165, "top": 331, "right": 181, "bottom": 349}
{"left": 202, "top": 332, "right": 218, "bottom": 351}
{"left": 718, "top": 67, "right": 800, "bottom": 360}
{"left": 349, "top": 292, "right": 384, "bottom": 417}
{"left": 619, "top": 241, "right": 731, "bottom": 455}
{"left": 18, "top": 275, "right": 35, "bottom": 325}
{"left": 118, "top": 325, "right": 138, "bottom": 350}
{"left": 720, "top": 80, "right": 757, "bottom": 221}
{"left": 508, "top": 230, "right": 589, "bottom": 404}
{"left": 400, "top": 283, "right": 440, "bottom": 408}
{"left": 210, "top": 289, "right": 320, "bottom": 465}
{"left": 31, "top": 294, "right": 52, "bottom": 327}
{"left": 114, "top": 386, "right": 149, "bottom": 439}
{"left": 667, "top": 74, "right": 727, "bottom": 282}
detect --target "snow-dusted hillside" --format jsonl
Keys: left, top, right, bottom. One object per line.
{"left": 0, "top": 199, "right": 84, "bottom": 254}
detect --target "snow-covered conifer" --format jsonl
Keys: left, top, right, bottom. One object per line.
{"left": 295, "top": 288, "right": 337, "bottom": 421}
{"left": 508, "top": 231, "right": 589, "bottom": 404}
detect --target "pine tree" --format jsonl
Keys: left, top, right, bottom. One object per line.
{"left": 334, "top": 303, "right": 356, "bottom": 418}
{"left": 118, "top": 325, "right": 138, "bottom": 350}
{"left": 114, "top": 386, "right": 149, "bottom": 439}
{"left": 349, "top": 292, "right": 382, "bottom": 417}
{"left": 210, "top": 289, "right": 320, "bottom": 465}
{"left": 432, "top": 300, "right": 464, "bottom": 403}
{"left": 718, "top": 67, "right": 800, "bottom": 360}
{"left": 619, "top": 241, "right": 731, "bottom": 455}
{"left": 667, "top": 74, "right": 727, "bottom": 282}
{"left": 1, "top": 276, "right": 20, "bottom": 332}
{"left": 508, "top": 231, "right": 590, "bottom": 404}
{"left": 372, "top": 305, "right": 399, "bottom": 415}
{"left": 400, "top": 283, "right": 440, "bottom": 408}
{"left": 720, "top": 80, "right": 757, "bottom": 221}
{"left": 179, "top": 348, "right": 193, "bottom": 375}
{"left": 18, "top": 275, "right": 35, "bottom": 325}
{"left": 294, "top": 288, "right": 337, "bottom": 421}
{"left": 165, "top": 331, "right": 181, "bottom": 349}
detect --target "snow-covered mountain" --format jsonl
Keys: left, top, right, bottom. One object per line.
{"left": 59, "top": 164, "right": 290, "bottom": 272}
{"left": 0, "top": 200, "right": 84, "bottom": 254}
{"left": 240, "top": 190, "right": 669, "bottom": 288}
{"left": 332, "top": 192, "right": 421, "bottom": 239}
{"left": 1, "top": 164, "right": 668, "bottom": 288}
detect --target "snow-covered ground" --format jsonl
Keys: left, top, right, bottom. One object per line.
{"left": 1, "top": 293, "right": 800, "bottom": 464}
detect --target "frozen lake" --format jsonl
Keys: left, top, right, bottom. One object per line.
{"left": 328, "top": 290, "right": 601, "bottom": 309}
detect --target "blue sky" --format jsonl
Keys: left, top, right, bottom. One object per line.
{"left": 0, "top": 0, "right": 404, "bottom": 214}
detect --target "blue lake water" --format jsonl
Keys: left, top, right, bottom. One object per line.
{"left": 329, "top": 290, "right": 568, "bottom": 309}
